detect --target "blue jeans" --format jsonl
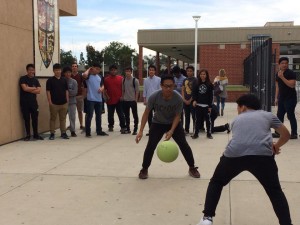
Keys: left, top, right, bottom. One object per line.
{"left": 277, "top": 97, "right": 298, "bottom": 135}
{"left": 215, "top": 95, "right": 226, "bottom": 112}
{"left": 85, "top": 100, "right": 102, "bottom": 135}
{"left": 203, "top": 155, "right": 292, "bottom": 225}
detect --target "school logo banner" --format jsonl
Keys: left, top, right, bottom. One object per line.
{"left": 33, "top": 0, "right": 59, "bottom": 76}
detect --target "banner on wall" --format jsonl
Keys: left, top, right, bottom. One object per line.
{"left": 33, "top": 0, "right": 59, "bottom": 77}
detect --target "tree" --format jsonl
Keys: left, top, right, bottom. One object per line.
{"left": 60, "top": 49, "right": 76, "bottom": 67}
{"left": 103, "top": 41, "right": 137, "bottom": 74}
{"left": 86, "top": 44, "right": 103, "bottom": 67}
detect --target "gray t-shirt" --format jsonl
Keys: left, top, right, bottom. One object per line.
{"left": 122, "top": 77, "right": 140, "bottom": 101}
{"left": 224, "top": 110, "right": 282, "bottom": 157}
{"left": 147, "top": 90, "right": 183, "bottom": 124}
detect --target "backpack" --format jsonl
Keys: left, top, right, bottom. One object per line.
{"left": 123, "top": 77, "right": 139, "bottom": 100}
{"left": 123, "top": 77, "right": 136, "bottom": 91}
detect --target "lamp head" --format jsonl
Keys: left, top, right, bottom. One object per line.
{"left": 193, "top": 15, "right": 201, "bottom": 21}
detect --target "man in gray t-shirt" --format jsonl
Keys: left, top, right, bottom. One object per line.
{"left": 197, "top": 94, "right": 293, "bottom": 225}
{"left": 135, "top": 75, "right": 200, "bottom": 180}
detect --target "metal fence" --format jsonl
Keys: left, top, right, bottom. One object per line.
{"left": 244, "top": 38, "right": 274, "bottom": 111}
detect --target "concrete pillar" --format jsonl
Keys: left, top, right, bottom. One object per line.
{"left": 167, "top": 56, "right": 171, "bottom": 75}
{"left": 156, "top": 51, "right": 160, "bottom": 73}
{"left": 138, "top": 45, "right": 143, "bottom": 85}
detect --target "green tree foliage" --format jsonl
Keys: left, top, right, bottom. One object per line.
{"left": 86, "top": 44, "right": 103, "bottom": 67}
{"left": 60, "top": 49, "right": 76, "bottom": 67}
{"left": 103, "top": 41, "right": 137, "bottom": 74}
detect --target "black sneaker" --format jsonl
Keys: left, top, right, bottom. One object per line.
{"left": 122, "top": 129, "right": 131, "bottom": 134}
{"left": 33, "top": 135, "right": 44, "bottom": 140}
{"left": 290, "top": 134, "right": 298, "bottom": 139}
{"left": 86, "top": 133, "right": 92, "bottom": 138}
{"left": 139, "top": 168, "right": 148, "bottom": 179}
{"left": 80, "top": 126, "right": 85, "bottom": 130}
{"left": 97, "top": 131, "right": 109, "bottom": 136}
{"left": 272, "top": 132, "right": 280, "bottom": 138}
{"left": 23, "top": 136, "right": 31, "bottom": 141}
{"left": 49, "top": 133, "right": 55, "bottom": 140}
{"left": 108, "top": 127, "right": 113, "bottom": 132}
{"left": 71, "top": 132, "right": 77, "bottom": 137}
{"left": 191, "top": 133, "right": 199, "bottom": 139}
{"left": 207, "top": 134, "right": 213, "bottom": 139}
{"left": 225, "top": 123, "right": 231, "bottom": 133}
{"left": 132, "top": 131, "right": 137, "bottom": 135}
{"left": 145, "top": 133, "right": 149, "bottom": 136}
{"left": 120, "top": 128, "right": 130, "bottom": 134}
{"left": 189, "top": 167, "right": 200, "bottom": 178}
{"left": 61, "top": 133, "right": 69, "bottom": 139}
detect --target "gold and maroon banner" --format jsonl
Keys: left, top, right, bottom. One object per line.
{"left": 33, "top": 0, "right": 59, "bottom": 77}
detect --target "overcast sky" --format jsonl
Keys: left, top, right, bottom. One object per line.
{"left": 60, "top": 0, "right": 300, "bottom": 59}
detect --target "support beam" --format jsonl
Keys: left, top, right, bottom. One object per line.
{"left": 138, "top": 45, "right": 144, "bottom": 85}
{"left": 156, "top": 52, "right": 160, "bottom": 73}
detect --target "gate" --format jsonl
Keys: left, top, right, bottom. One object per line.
{"left": 244, "top": 38, "right": 275, "bottom": 111}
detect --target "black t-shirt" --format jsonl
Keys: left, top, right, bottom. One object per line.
{"left": 46, "top": 76, "right": 68, "bottom": 105}
{"left": 19, "top": 75, "right": 41, "bottom": 105}
{"left": 276, "top": 69, "right": 297, "bottom": 100}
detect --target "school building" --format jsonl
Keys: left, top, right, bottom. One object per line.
{"left": 137, "top": 21, "right": 300, "bottom": 99}
{"left": 0, "top": 0, "right": 77, "bottom": 145}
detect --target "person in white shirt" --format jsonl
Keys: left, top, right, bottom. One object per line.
{"left": 142, "top": 65, "right": 161, "bottom": 135}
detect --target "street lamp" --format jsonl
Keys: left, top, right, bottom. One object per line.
{"left": 131, "top": 55, "right": 134, "bottom": 71}
{"left": 193, "top": 15, "right": 201, "bottom": 77}
{"left": 102, "top": 52, "right": 105, "bottom": 76}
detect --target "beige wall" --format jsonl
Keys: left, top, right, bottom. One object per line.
{"left": 0, "top": 0, "right": 77, "bottom": 145}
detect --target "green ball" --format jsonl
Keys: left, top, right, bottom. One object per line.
{"left": 156, "top": 141, "right": 179, "bottom": 163}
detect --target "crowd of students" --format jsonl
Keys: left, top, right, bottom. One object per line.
{"left": 19, "top": 58, "right": 296, "bottom": 225}
{"left": 19, "top": 63, "right": 230, "bottom": 141}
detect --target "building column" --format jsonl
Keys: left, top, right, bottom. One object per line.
{"left": 138, "top": 45, "right": 143, "bottom": 85}
{"left": 167, "top": 56, "right": 171, "bottom": 74}
{"left": 197, "top": 45, "right": 200, "bottom": 71}
{"left": 156, "top": 51, "right": 160, "bottom": 73}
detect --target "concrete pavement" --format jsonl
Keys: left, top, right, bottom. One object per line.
{"left": 0, "top": 102, "right": 299, "bottom": 225}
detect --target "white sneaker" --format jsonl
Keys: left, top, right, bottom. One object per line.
{"left": 198, "top": 216, "right": 213, "bottom": 225}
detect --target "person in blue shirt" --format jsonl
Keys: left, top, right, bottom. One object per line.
{"left": 82, "top": 63, "right": 108, "bottom": 138}
{"left": 142, "top": 65, "right": 161, "bottom": 135}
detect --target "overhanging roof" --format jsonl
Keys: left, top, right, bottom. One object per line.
{"left": 137, "top": 25, "right": 300, "bottom": 63}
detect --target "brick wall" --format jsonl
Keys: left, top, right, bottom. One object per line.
{"left": 200, "top": 44, "right": 251, "bottom": 85}
{"left": 226, "top": 90, "right": 250, "bottom": 102}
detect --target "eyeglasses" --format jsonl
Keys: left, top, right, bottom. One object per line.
{"left": 162, "top": 84, "right": 174, "bottom": 89}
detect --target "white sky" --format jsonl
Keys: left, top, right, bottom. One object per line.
{"left": 59, "top": 0, "right": 300, "bottom": 59}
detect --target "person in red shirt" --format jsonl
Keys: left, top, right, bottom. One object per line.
{"left": 104, "top": 64, "right": 127, "bottom": 133}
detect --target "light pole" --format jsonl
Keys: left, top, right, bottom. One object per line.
{"left": 193, "top": 15, "right": 201, "bottom": 77}
{"left": 131, "top": 55, "right": 134, "bottom": 68}
{"left": 102, "top": 52, "right": 105, "bottom": 76}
